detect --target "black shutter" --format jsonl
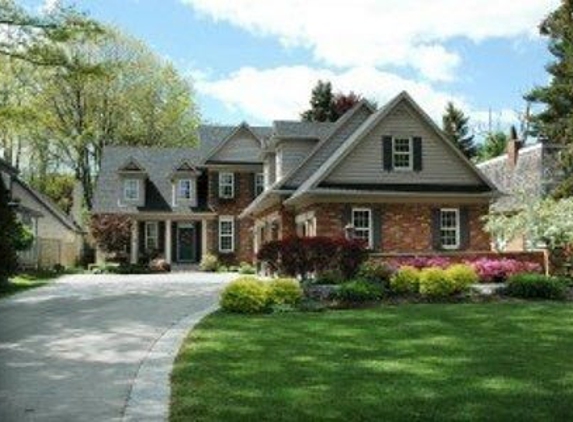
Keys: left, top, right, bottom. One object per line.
{"left": 138, "top": 221, "right": 145, "bottom": 255}
{"left": 234, "top": 217, "right": 240, "bottom": 255}
{"left": 249, "top": 172, "right": 256, "bottom": 199}
{"left": 413, "top": 136, "right": 423, "bottom": 172}
{"left": 459, "top": 207, "right": 470, "bottom": 250}
{"left": 372, "top": 208, "right": 382, "bottom": 251}
{"left": 171, "top": 222, "right": 178, "bottom": 263}
{"left": 211, "top": 171, "right": 219, "bottom": 202}
{"left": 382, "top": 136, "right": 393, "bottom": 171}
{"left": 158, "top": 221, "right": 165, "bottom": 254}
{"left": 431, "top": 208, "right": 441, "bottom": 250}
{"left": 232, "top": 172, "right": 237, "bottom": 199}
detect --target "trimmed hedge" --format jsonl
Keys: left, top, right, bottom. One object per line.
{"left": 336, "top": 280, "right": 384, "bottom": 303}
{"left": 505, "top": 273, "right": 569, "bottom": 300}
{"left": 220, "top": 277, "right": 268, "bottom": 313}
{"left": 390, "top": 266, "right": 420, "bottom": 294}
{"left": 267, "top": 278, "right": 303, "bottom": 305}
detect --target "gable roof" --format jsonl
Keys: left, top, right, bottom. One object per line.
{"left": 202, "top": 122, "right": 273, "bottom": 163}
{"left": 285, "top": 91, "right": 498, "bottom": 204}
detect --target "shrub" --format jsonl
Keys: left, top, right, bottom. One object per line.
{"left": 390, "top": 266, "right": 420, "bottom": 294}
{"left": 505, "top": 273, "right": 568, "bottom": 300}
{"left": 446, "top": 264, "right": 478, "bottom": 291}
{"left": 314, "top": 269, "right": 344, "bottom": 285}
{"left": 90, "top": 214, "right": 131, "bottom": 257}
{"left": 469, "top": 258, "right": 543, "bottom": 283}
{"left": 228, "top": 265, "right": 240, "bottom": 273}
{"left": 267, "top": 278, "right": 303, "bottom": 306}
{"left": 220, "top": 277, "right": 269, "bottom": 313}
{"left": 391, "top": 256, "right": 451, "bottom": 270}
{"left": 336, "top": 280, "right": 383, "bottom": 303}
{"left": 239, "top": 262, "right": 256, "bottom": 274}
{"left": 200, "top": 253, "right": 219, "bottom": 272}
{"left": 419, "top": 267, "right": 459, "bottom": 298}
{"left": 357, "top": 261, "right": 395, "bottom": 285}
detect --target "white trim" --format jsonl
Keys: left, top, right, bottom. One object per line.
{"left": 218, "top": 216, "right": 235, "bottom": 253}
{"left": 352, "top": 207, "right": 373, "bottom": 249}
{"left": 392, "top": 137, "right": 413, "bottom": 171}
{"left": 218, "top": 172, "right": 235, "bottom": 199}
{"left": 123, "top": 179, "right": 140, "bottom": 201}
{"left": 145, "top": 221, "right": 159, "bottom": 250}
{"left": 439, "top": 208, "right": 460, "bottom": 250}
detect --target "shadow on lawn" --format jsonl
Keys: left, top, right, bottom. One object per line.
{"left": 171, "top": 303, "right": 573, "bottom": 422}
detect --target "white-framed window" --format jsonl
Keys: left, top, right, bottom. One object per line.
{"left": 393, "top": 137, "right": 413, "bottom": 170}
{"left": 219, "top": 216, "right": 235, "bottom": 253}
{"left": 440, "top": 208, "right": 460, "bottom": 250}
{"left": 123, "top": 179, "right": 139, "bottom": 201}
{"left": 352, "top": 208, "right": 372, "bottom": 248}
{"left": 145, "top": 221, "right": 159, "bottom": 250}
{"left": 255, "top": 173, "right": 265, "bottom": 196}
{"left": 177, "top": 179, "right": 193, "bottom": 200}
{"left": 219, "top": 172, "right": 234, "bottom": 199}
{"left": 296, "top": 212, "right": 317, "bottom": 237}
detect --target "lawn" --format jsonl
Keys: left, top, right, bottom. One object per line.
{"left": 0, "top": 271, "right": 57, "bottom": 299}
{"left": 171, "top": 303, "right": 573, "bottom": 422}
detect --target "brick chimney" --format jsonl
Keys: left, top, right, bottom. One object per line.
{"left": 507, "top": 125, "right": 522, "bottom": 170}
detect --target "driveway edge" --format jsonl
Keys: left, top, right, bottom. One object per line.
{"left": 122, "top": 304, "right": 219, "bottom": 422}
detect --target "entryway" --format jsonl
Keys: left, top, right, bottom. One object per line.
{"left": 177, "top": 222, "right": 201, "bottom": 263}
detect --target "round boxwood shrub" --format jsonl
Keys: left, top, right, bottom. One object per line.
{"left": 390, "top": 266, "right": 420, "bottom": 294}
{"left": 505, "top": 273, "right": 569, "bottom": 300}
{"left": 200, "top": 253, "right": 219, "bottom": 272}
{"left": 419, "top": 267, "right": 456, "bottom": 298}
{"left": 267, "top": 278, "right": 303, "bottom": 305}
{"left": 336, "top": 279, "right": 383, "bottom": 303}
{"left": 445, "top": 264, "right": 478, "bottom": 291}
{"left": 357, "top": 261, "right": 394, "bottom": 286}
{"left": 220, "top": 277, "right": 269, "bottom": 313}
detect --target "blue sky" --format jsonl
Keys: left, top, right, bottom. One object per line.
{"left": 31, "top": 0, "right": 558, "bottom": 134}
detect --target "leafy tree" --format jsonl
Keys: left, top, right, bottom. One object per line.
{"left": 525, "top": 0, "right": 573, "bottom": 197}
{"left": 332, "top": 92, "right": 362, "bottom": 120}
{"left": 301, "top": 80, "right": 336, "bottom": 122}
{"left": 91, "top": 214, "right": 131, "bottom": 258}
{"left": 29, "top": 173, "right": 75, "bottom": 214}
{"left": 442, "top": 102, "right": 477, "bottom": 159}
{"left": 0, "top": 176, "right": 18, "bottom": 284}
{"left": 477, "top": 131, "right": 508, "bottom": 162}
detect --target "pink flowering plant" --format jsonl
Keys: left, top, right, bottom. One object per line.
{"left": 466, "top": 258, "right": 542, "bottom": 283}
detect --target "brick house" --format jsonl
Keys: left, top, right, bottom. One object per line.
{"left": 92, "top": 91, "right": 498, "bottom": 266}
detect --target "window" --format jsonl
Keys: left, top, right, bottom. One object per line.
{"left": 352, "top": 208, "right": 372, "bottom": 248}
{"left": 123, "top": 179, "right": 139, "bottom": 201}
{"left": 296, "top": 212, "right": 317, "bottom": 237}
{"left": 145, "top": 222, "right": 158, "bottom": 250}
{"left": 177, "top": 179, "right": 193, "bottom": 200}
{"left": 255, "top": 173, "right": 265, "bottom": 196}
{"left": 440, "top": 209, "right": 460, "bottom": 249}
{"left": 219, "top": 217, "right": 235, "bottom": 253}
{"left": 393, "top": 138, "right": 412, "bottom": 170}
{"left": 219, "top": 172, "right": 234, "bottom": 199}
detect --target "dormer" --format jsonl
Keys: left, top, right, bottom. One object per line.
{"left": 170, "top": 160, "right": 200, "bottom": 207}
{"left": 117, "top": 158, "right": 146, "bottom": 207}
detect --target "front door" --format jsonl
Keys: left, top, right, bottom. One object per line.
{"left": 178, "top": 223, "right": 196, "bottom": 263}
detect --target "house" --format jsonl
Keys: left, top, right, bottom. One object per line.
{"left": 477, "top": 133, "right": 563, "bottom": 251}
{"left": 0, "top": 157, "right": 84, "bottom": 268}
{"left": 92, "top": 91, "right": 498, "bottom": 267}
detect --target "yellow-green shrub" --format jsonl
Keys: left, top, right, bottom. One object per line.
{"left": 220, "top": 277, "right": 268, "bottom": 313}
{"left": 390, "top": 266, "right": 420, "bottom": 294}
{"left": 267, "top": 278, "right": 303, "bottom": 305}
{"left": 419, "top": 267, "right": 454, "bottom": 298}
{"left": 446, "top": 264, "right": 478, "bottom": 291}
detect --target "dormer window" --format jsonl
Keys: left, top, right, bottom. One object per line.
{"left": 123, "top": 179, "right": 139, "bottom": 201}
{"left": 219, "top": 172, "right": 235, "bottom": 199}
{"left": 255, "top": 173, "right": 265, "bottom": 196}
{"left": 393, "top": 138, "right": 412, "bottom": 170}
{"left": 177, "top": 179, "right": 193, "bottom": 200}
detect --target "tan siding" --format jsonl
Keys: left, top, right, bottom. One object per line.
{"left": 326, "top": 103, "right": 481, "bottom": 185}
{"left": 211, "top": 127, "right": 262, "bottom": 162}
{"left": 277, "top": 139, "right": 316, "bottom": 180}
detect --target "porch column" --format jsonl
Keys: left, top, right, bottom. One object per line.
{"left": 130, "top": 219, "right": 139, "bottom": 264}
{"left": 165, "top": 219, "right": 172, "bottom": 263}
{"left": 201, "top": 219, "right": 208, "bottom": 258}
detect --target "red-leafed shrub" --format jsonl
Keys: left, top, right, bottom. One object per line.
{"left": 257, "top": 236, "right": 367, "bottom": 279}
{"left": 91, "top": 214, "right": 132, "bottom": 260}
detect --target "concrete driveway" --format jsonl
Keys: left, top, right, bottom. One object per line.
{"left": 0, "top": 272, "right": 233, "bottom": 422}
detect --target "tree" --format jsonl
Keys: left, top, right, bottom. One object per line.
{"left": 301, "top": 80, "right": 336, "bottom": 122}
{"left": 525, "top": 0, "right": 573, "bottom": 197}
{"left": 477, "top": 131, "right": 508, "bottom": 162}
{"left": 332, "top": 92, "right": 362, "bottom": 120}
{"left": 91, "top": 214, "right": 131, "bottom": 259}
{"left": 0, "top": 177, "right": 19, "bottom": 284}
{"left": 442, "top": 102, "right": 477, "bottom": 159}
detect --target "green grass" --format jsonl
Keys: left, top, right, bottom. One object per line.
{"left": 0, "top": 271, "right": 58, "bottom": 298}
{"left": 171, "top": 303, "right": 573, "bottom": 422}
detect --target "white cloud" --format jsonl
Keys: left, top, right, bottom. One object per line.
{"left": 182, "top": 0, "right": 558, "bottom": 81}
{"left": 194, "top": 65, "right": 467, "bottom": 122}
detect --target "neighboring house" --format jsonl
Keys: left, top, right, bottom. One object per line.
{"left": 0, "top": 157, "right": 84, "bottom": 268}
{"left": 93, "top": 91, "right": 498, "bottom": 266}
{"left": 477, "top": 135, "right": 563, "bottom": 251}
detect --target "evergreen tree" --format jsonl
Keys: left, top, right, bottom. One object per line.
{"left": 525, "top": 0, "right": 573, "bottom": 197}
{"left": 301, "top": 80, "right": 336, "bottom": 122}
{"left": 0, "top": 176, "right": 18, "bottom": 284}
{"left": 477, "top": 131, "right": 508, "bottom": 162}
{"left": 442, "top": 102, "right": 477, "bottom": 159}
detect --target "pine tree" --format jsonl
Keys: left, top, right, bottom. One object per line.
{"left": 0, "top": 176, "right": 19, "bottom": 284}
{"left": 477, "top": 131, "right": 508, "bottom": 162}
{"left": 301, "top": 80, "right": 336, "bottom": 122}
{"left": 442, "top": 102, "right": 477, "bottom": 159}
{"left": 525, "top": 0, "right": 573, "bottom": 197}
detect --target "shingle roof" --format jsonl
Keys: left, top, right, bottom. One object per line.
{"left": 273, "top": 121, "right": 334, "bottom": 140}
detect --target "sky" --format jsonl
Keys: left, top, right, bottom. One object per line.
{"left": 27, "top": 0, "right": 560, "bottom": 135}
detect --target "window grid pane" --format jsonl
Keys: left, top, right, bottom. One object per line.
{"left": 440, "top": 210, "right": 459, "bottom": 248}
{"left": 124, "top": 180, "right": 138, "bottom": 200}
{"left": 219, "top": 219, "right": 234, "bottom": 252}
{"left": 219, "top": 173, "right": 234, "bottom": 198}
{"left": 352, "top": 209, "right": 371, "bottom": 246}
{"left": 393, "top": 138, "right": 411, "bottom": 169}
{"left": 255, "top": 173, "right": 265, "bottom": 196}
{"left": 178, "top": 180, "right": 192, "bottom": 199}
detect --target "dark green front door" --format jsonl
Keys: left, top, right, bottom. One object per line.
{"left": 178, "top": 224, "right": 196, "bottom": 263}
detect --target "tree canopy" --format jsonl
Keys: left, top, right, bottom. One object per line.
{"left": 477, "top": 131, "right": 508, "bottom": 162}
{"left": 301, "top": 80, "right": 373, "bottom": 122}
{"left": 442, "top": 102, "right": 477, "bottom": 159}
